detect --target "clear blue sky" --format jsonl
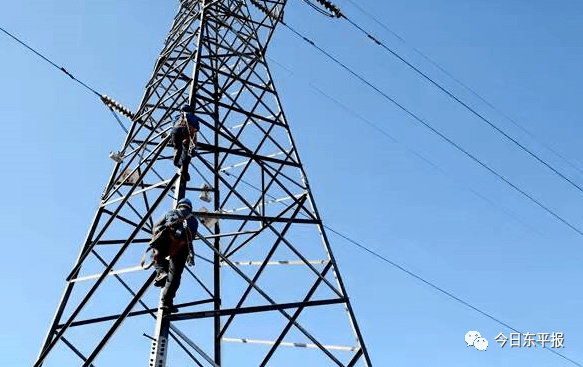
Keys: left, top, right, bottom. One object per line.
{"left": 1, "top": 0, "right": 582, "bottom": 366}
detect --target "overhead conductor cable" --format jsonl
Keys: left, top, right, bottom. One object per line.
{"left": 342, "top": 0, "right": 583, "bottom": 180}
{"left": 0, "top": 24, "right": 136, "bottom": 128}
{"left": 306, "top": 0, "right": 583, "bottom": 197}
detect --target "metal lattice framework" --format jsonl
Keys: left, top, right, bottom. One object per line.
{"left": 34, "top": 1, "right": 372, "bottom": 366}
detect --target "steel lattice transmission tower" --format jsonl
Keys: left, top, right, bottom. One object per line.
{"left": 34, "top": 1, "right": 372, "bottom": 366}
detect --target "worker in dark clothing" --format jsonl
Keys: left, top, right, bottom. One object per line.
{"left": 152, "top": 198, "right": 198, "bottom": 313}
{"left": 172, "top": 104, "right": 200, "bottom": 169}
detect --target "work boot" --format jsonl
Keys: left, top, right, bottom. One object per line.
{"left": 173, "top": 150, "right": 181, "bottom": 167}
{"left": 154, "top": 271, "right": 168, "bottom": 287}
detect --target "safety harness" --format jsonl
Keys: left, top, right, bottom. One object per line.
{"left": 141, "top": 212, "right": 195, "bottom": 270}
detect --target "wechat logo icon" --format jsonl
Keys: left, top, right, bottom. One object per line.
{"left": 465, "top": 331, "right": 488, "bottom": 351}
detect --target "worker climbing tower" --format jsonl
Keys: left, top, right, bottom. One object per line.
{"left": 34, "top": 1, "right": 372, "bottom": 366}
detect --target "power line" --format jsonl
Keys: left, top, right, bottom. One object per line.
{"left": 301, "top": 0, "right": 336, "bottom": 17}
{"left": 315, "top": 2, "right": 583, "bottom": 198}
{"left": 0, "top": 25, "right": 102, "bottom": 97}
{"left": 1, "top": 24, "right": 137, "bottom": 131}
{"left": 280, "top": 20, "right": 583, "bottom": 238}
{"left": 341, "top": 0, "right": 583, "bottom": 180}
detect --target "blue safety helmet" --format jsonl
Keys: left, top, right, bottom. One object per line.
{"left": 177, "top": 198, "right": 193, "bottom": 211}
{"left": 180, "top": 104, "right": 193, "bottom": 113}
